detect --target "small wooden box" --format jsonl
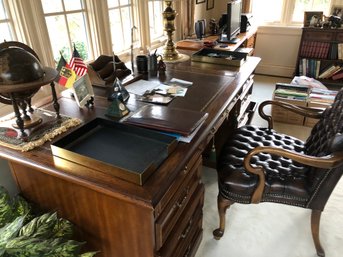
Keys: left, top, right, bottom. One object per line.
{"left": 271, "top": 96, "right": 307, "bottom": 125}
{"left": 304, "top": 102, "right": 329, "bottom": 127}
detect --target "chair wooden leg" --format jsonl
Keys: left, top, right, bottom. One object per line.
{"left": 311, "top": 210, "right": 325, "bottom": 257}
{"left": 213, "top": 194, "right": 234, "bottom": 240}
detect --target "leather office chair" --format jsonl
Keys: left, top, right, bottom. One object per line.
{"left": 213, "top": 88, "right": 343, "bottom": 257}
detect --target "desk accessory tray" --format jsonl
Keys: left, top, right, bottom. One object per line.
{"left": 191, "top": 48, "right": 247, "bottom": 67}
{"left": 51, "top": 118, "right": 178, "bottom": 185}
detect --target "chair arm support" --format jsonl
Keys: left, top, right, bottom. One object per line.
{"left": 258, "top": 100, "right": 324, "bottom": 129}
{"left": 243, "top": 146, "right": 343, "bottom": 203}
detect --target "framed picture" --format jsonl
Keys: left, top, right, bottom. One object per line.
{"left": 206, "top": 0, "right": 214, "bottom": 10}
{"left": 72, "top": 74, "right": 94, "bottom": 107}
{"left": 331, "top": 5, "right": 343, "bottom": 19}
{"left": 196, "top": 0, "right": 205, "bottom": 4}
{"left": 303, "top": 11, "right": 323, "bottom": 27}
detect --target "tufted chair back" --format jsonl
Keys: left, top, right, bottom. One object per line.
{"left": 304, "top": 89, "right": 343, "bottom": 210}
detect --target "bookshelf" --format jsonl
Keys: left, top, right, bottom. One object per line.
{"left": 295, "top": 27, "right": 343, "bottom": 88}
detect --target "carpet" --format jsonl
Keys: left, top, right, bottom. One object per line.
{"left": 196, "top": 166, "right": 343, "bottom": 257}
{"left": 0, "top": 109, "right": 81, "bottom": 152}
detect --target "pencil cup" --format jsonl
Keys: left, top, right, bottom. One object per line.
{"left": 136, "top": 55, "right": 148, "bottom": 74}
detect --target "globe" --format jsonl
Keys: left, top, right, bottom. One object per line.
{"left": 0, "top": 47, "right": 45, "bottom": 85}
{"left": 0, "top": 41, "right": 59, "bottom": 138}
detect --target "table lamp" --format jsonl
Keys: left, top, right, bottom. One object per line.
{"left": 159, "top": 0, "right": 188, "bottom": 62}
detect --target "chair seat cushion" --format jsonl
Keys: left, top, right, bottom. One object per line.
{"left": 217, "top": 125, "right": 311, "bottom": 206}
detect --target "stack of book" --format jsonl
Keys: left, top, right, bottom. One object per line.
{"left": 274, "top": 83, "right": 309, "bottom": 100}
{"left": 308, "top": 88, "right": 338, "bottom": 104}
{"left": 318, "top": 64, "right": 342, "bottom": 79}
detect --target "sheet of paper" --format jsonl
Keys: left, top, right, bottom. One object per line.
{"left": 125, "top": 79, "right": 161, "bottom": 96}
{"left": 155, "top": 84, "right": 188, "bottom": 97}
{"left": 169, "top": 78, "right": 193, "bottom": 87}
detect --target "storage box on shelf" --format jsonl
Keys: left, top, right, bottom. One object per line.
{"left": 304, "top": 88, "right": 338, "bottom": 127}
{"left": 295, "top": 27, "right": 343, "bottom": 88}
{"left": 271, "top": 83, "right": 309, "bottom": 125}
{"left": 271, "top": 84, "right": 338, "bottom": 127}
{"left": 303, "top": 101, "right": 330, "bottom": 127}
{"left": 272, "top": 97, "right": 307, "bottom": 125}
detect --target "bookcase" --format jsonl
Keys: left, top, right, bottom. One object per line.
{"left": 295, "top": 27, "right": 343, "bottom": 88}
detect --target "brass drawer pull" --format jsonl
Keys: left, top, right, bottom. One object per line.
{"left": 180, "top": 218, "right": 193, "bottom": 239}
{"left": 176, "top": 187, "right": 190, "bottom": 208}
{"left": 182, "top": 165, "right": 188, "bottom": 175}
{"left": 183, "top": 245, "right": 192, "bottom": 257}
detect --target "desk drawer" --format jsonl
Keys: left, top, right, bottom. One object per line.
{"left": 155, "top": 157, "right": 202, "bottom": 250}
{"left": 156, "top": 184, "right": 204, "bottom": 257}
{"left": 155, "top": 153, "right": 202, "bottom": 218}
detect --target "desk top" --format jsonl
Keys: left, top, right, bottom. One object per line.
{"left": 176, "top": 27, "right": 257, "bottom": 52}
{"left": 0, "top": 55, "right": 260, "bottom": 206}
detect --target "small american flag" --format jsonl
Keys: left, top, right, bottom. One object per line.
{"left": 69, "top": 45, "right": 88, "bottom": 77}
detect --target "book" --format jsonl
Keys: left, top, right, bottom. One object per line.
{"left": 332, "top": 70, "right": 343, "bottom": 80}
{"left": 308, "top": 88, "right": 338, "bottom": 104}
{"left": 123, "top": 105, "right": 208, "bottom": 137}
{"left": 275, "top": 83, "right": 309, "bottom": 92}
{"left": 318, "top": 65, "right": 340, "bottom": 79}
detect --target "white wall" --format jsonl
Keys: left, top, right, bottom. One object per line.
{"left": 254, "top": 26, "right": 302, "bottom": 77}
{"left": 194, "top": 1, "right": 227, "bottom": 34}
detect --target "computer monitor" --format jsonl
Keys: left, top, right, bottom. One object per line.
{"left": 218, "top": 0, "right": 242, "bottom": 44}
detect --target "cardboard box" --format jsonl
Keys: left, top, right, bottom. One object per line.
{"left": 304, "top": 101, "right": 330, "bottom": 127}
{"left": 271, "top": 95, "right": 307, "bottom": 125}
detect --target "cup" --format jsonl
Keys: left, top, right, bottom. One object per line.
{"left": 136, "top": 55, "right": 148, "bottom": 74}
{"left": 149, "top": 54, "right": 158, "bottom": 73}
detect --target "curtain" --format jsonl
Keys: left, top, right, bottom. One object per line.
{"left": 175, "top": 0, "right": 195, "bottom": 40}
{"left": 242, "top": 0, "right": 252, "bottom": 13}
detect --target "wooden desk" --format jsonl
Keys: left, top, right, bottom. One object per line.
{"left": 1, "top": 56, "right": 260, "bottom": 257}
{"left": 176, "top": 27, "right": 257, "bottom": 52}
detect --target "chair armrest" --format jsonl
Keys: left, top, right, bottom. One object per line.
{"left": 258, "top": 100, "right": 324, "bottom": 129}
{"left": 243, "top": 146, "right": 343, "bottom": 203}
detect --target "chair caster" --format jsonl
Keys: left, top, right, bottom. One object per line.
{"left": 213, "top": 228, "right": 224, "bottom": 240}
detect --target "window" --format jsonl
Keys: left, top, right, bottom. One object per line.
{"left": 251, "top": 0, "right": 332, "bottom": 26}
{"left": 292, "top": 0, "right": 331, "bottom": 23}
{"left": 148, "top": 0, "right": 165, "bottom": 42}
{"left": 41, "top": 0, "right": 92, "bottom": 62}
{"left": 107, "top": 0, "right": 136, "bottom": 54}
{"left": 0, "top": 0, "right": 14, "bottom": 41}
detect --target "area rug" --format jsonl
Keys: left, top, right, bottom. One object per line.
{"left": 0, "top": 109, "right": 81, "bottom": 152}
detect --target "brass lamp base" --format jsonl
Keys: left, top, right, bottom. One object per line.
{"left": 162, "top": 0, "right": 188, "bottom": 63}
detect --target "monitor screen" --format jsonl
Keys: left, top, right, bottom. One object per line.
{"left": 228, "top": 0, "right": 241, "bottom": 39}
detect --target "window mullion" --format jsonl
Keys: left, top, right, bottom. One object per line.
{"left": 2, "top": 0, "right": 14, "bottom": 40}
{"left": 137, "top": 0, "right": 151, "bottom": 52}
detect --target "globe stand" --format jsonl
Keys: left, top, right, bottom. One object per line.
{"left": 0, "top": 41, "right": 60, "bottom": 140}
{"left": 10, "top": 82, "right": 61, "bottom": 139}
